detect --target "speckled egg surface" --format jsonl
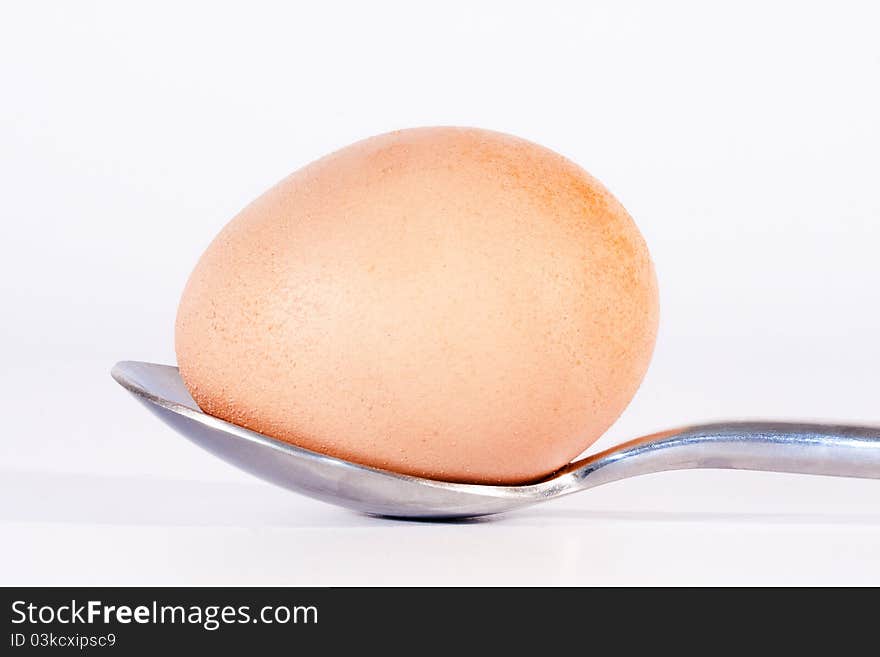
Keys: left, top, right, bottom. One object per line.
{"left": 175, "top": 127, "right": 659, "bottom": 484}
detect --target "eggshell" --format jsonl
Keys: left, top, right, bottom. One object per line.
{"left": 175, "top": 127, "right": 658, "bottom": 484}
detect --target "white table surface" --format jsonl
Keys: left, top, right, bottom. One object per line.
{"left": 4, "top": 340, "right": 880, "bottom": 587}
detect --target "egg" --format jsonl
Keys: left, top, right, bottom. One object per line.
{"left": 175, "top": 127, "right": 659, "bottom": 484}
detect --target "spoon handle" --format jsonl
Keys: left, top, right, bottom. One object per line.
{"left": 558, "top": 422, "right": 880, "bottom": 492}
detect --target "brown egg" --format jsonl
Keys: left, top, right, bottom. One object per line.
{"left": 175, "top": 127, "right": 659, "bottom": 484}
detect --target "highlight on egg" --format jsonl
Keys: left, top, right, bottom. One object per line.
{"left": 175, "top": 127, "right": 659, "bottom": 485}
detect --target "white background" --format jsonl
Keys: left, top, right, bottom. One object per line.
{"left": 2, "top": 1, "right": 879, "bottom": 585}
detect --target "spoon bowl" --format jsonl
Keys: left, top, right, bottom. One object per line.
{"left": 112, "top": 361, "right": 880, "bottom": 519}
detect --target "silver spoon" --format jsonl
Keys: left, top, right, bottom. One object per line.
{"left": 111, "top": 360, "right": 880, "bottom": 519}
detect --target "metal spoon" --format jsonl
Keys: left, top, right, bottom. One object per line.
{"left": 111, "top": 360, "right": 880, "bottom": 519}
